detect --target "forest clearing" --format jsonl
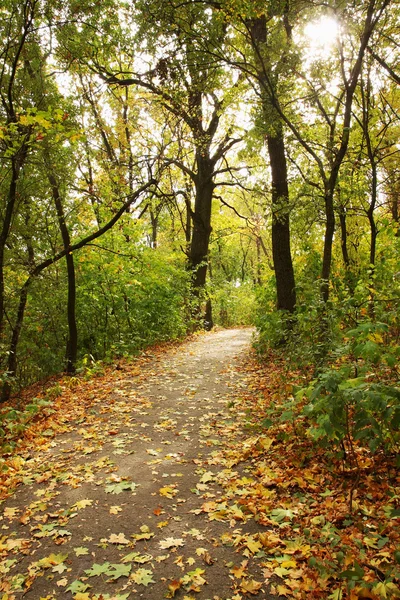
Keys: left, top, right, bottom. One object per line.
{"left": 1, "top": 0, "right": 399, "bottom": 598}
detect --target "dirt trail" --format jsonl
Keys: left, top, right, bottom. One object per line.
{"left": 1, "top": 328, "right": 279, "bottom": 600}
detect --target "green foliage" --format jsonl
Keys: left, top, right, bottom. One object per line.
{"left": 296, "top": 320, "right": 400, "bottom": 457}
{"left": 76, "top": 245, "right": 191, "bottom": 362}
{"left": 255, "top": 283, "right": 340, "bottom": 367}
{"left": 213, "top": 281, "right": 257, "bottom": 327}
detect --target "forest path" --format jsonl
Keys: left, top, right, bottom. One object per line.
{"left": 1, "top": 328, "right": 281, "bottom": 600}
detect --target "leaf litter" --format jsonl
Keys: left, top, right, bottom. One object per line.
{"left": 0, "top": 329, "right": 399, "bottom": 599}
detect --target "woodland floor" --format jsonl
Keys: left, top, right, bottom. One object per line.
{"left": 0, "top": 328, "right": 399, "bottom": 600}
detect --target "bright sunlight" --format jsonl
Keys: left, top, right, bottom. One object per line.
{"left": 304, "top": 15, "right": 340, "bottom": 55}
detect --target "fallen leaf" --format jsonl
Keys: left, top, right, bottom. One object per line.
{"left": 241, "top": 579, "right": 263, "bottom": 594}
{"left": 130, "top": 568, "right": 155, "bottom": 586}
{"left": 108, "top": 533, "right": 130, "bottom": 545}
{"left": 159, "top": 537, "right": 185, "bottom": 549}
{"left": 110, "top": 505, "right": 123, "bottom": 514}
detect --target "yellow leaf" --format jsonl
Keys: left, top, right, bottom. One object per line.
{"left": 258, "top": 436, "right": 273, "bottom": 451}
{"left": 200, "top": 471, "right": 214, "bottom": 483}
{"left": 231, "top": 564, "right": 247, "bottom": 578}
{"left": 108, "top": 532, "right": 130, "bottom": 545}
{"left": 157, "top": 520, "right": 169, "bottom": 528}
{"left": 281, "top": 559, "right": 297, "bottom": 568}
{"left": 277, "top": 585, "right": 291, "bottom": 596}
{"left": 241, "top": 579, "right": 263, "bottom": 594}
{"left": 245, "top": 538, "right": 262, "bottom": 554}
{"left": 159, "top": 486, "right": 178, "bottom": 498}
{"left": 110, "top": 506, "right": 122, "bottom": 514}
{"left": 74, "top": 499, "right": 93, "bottom": 510}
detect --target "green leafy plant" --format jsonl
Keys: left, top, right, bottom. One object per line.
{"left": 296, "top": 321, "right": 400, "bottom": 458}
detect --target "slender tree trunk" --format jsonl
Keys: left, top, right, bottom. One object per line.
{"left": 267, "top": 133, "right": 296, "bottom": 313}
{"left": 321, "top": 184, "right": 336, "bottom": 303}
{"left": 150, "top": 210, "right": 158, "bottom": 248}
{"left": 46, "top": 168, "right": 77, "bottom": 374}
{"left": 339, "top": 206, "right": 357, "bottom": 296}
{"left": 368, "top": 164, "right": 378, "bottom": 268}
{"left": 0, "top": 153, "right": 27, "bottom": 338}
{"left": 1, "top": 283, "right": 29, "bottom": 403}
{"left": 247, "top": 14, "right": 296, "bottom": 315}
{"left": 392, "top": 193, "right": 399, "bottom": 224}
{"left": 339, "top": 207, "right": 350, "bottom": 269}
{"left": 255, "top": 236, "right": 262, "bottom": 286}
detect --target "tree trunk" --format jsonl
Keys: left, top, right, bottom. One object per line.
{"left": 0, "top": 152, "right": 27, "bottom": 339}
{"left": 267, "top": 134, "right": 296, "bottom": 313}
{"left": 247, "top": 14, "right": 296, "bottom": 315}
{"left": 321, "top": 185, "right": 336, "bottom": 303}
{"left": 150, "top": 210, "right": 158, "bottom": 248}
{"left": 47, "top": 167, "right": 78, "bottom": 374}
{"left": 188, "top": 153, "right": 214, "bottom": 291}
{"left": 1, "top": 282, "right": 29, "bottom": 403}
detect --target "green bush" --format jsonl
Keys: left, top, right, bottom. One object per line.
{"left": 296, "top": 320, "right": 400, "bottom": 457}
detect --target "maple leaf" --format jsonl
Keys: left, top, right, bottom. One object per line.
{"left": 270, "top": 508, "right": 294, "bottom": 523}
{"left": 108, "top": 533, "right": 130, "bottom": 545}
{"left": 3, "top": 507, "right": 18, "bottom": 519}
{"left": 55, "top": 529, "right": 71, "bottom": 537}
{"left": 66, "top": 580, "right": 90, "bottom": 594}
{"left": 105, "top": 481, "right": 138, "bottom": 494}
{"left": 130, "top": 568, "right": 155, "bottom": 586}
{"left": 240, "top": 579, "right": 263, "bottom": 595}
{"left": 73, "top": 499, "right": 93, "bottom": 510}
{"left": 107, "top": 563, "right": 132, "bottom": 580}
{"left": 85, "top": 562, "right": 111, "bottom": 577}
{"left": 258, "top": 436, "right": 274, "bottom": 451}
{"left": 166, "top": 579, "right": 182, "bottom": 598}
{"left": 244, "top": 537, "right": 262, "bottom": 554}
{"left": 159, "top": 537, "right": 185, "bottom": 549}
{"left": 157, "top": 520, "right": 169, "bottom": 528}
{"left": 133, "top": 525, "right": 154, "bottom": 540}
{"left": 276, "top": 584, "right": 291, "bottom": 596}
{"left": 231, "top": 563, "right": 248, "bottom": 579}
{"left": 74, "top": 547, "right": 89, "bottom": 556}
{"left": 38, "top": 552, "right": 68, "bottom": 568}
{"left": 200, "top": 471, "right": 214, "bottom": 483}
{"left": 52, "top": 563, "right": 68, "bottom": 574}
{"left": 159, "top": 485, "right": 178, "bottom": 498}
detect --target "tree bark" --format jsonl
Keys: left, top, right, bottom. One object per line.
{"left": 0, "top": 150, "right": 28, "bottom": 339}
{"left": 247, "top": 14, "right": 296, "bottom": 314}
{"left": 267, "top": 133, "right": 296, "bottom": 313}
{"left": 188, "top": 153, "right": 214, "bottom": 291}
{"left": 46, "top": 167, "right": 78, "bottom": 374}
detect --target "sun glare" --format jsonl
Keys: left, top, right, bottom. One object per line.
{"left": 304, "top": 16, "right": 339, "bottom": 54}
